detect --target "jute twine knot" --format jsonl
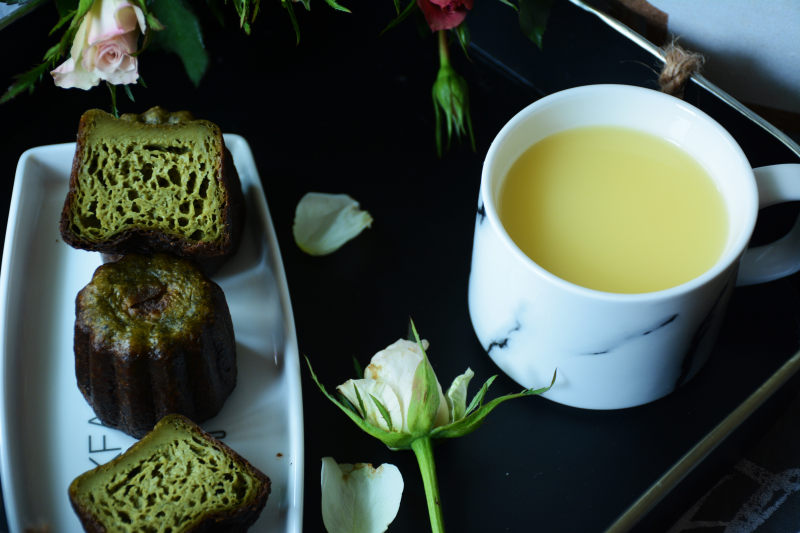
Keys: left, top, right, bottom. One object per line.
{"left": 659, "top": 40, "right": 705, "bottom": 99}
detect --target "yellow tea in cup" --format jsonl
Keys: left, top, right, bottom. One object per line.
{"left": 498, "top": 126, "right": 728, "bottom": 294}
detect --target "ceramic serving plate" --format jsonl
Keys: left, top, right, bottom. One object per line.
{"left": 0, "top": 135, "right": 304, "bottom": 532}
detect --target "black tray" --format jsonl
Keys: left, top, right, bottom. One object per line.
{"left": 1, "top": 1, "right": 799, "bottom": 531}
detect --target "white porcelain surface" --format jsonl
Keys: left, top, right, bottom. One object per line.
{"left": 468, "top": 85, "right": 800, "bottom": 409}
{"left": 0, "top": 136, "right": 304, "bottom": 532}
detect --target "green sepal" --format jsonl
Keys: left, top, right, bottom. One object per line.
{"left": 107, "top": 82, "right": 119, "bottom": 117}
{"left": 281, "top": 0, "right": 301, "bottom": 45}
{"left": 464, "top": 374, "right": 496, "bottom": 416}
{"left": 146, "top": 12, "right": 165, "bottom": 32}
{"left": 496, "top": 0, "right": 518, "bottom": 11}
{"left": 431, "top": 61, "right": 475, "bottom": 157}
{"left": 430, "top": 370, "right": 556, "bottom": 440}
{"left": 369, "top": 393, "right": 395, "bottom": 432}
{"left": 306, "top": 356, "right": 417, "bottom": 450}
{"left": 351, "top": 382, "right": 368, "bottom": 418}
{"left": 452, "top": 23, "right": 470, "bottom": 59}
{"left": 229, "top": 0, "right": 261, "bottom": 34}
{"left": 517, "top": 0, "right": 553, "bottom": 49}
{"left": 405, "top": 320, "right": 441, "bottom": 436}
{"left": 323, "top": 0, "right": 351, "bottom": 13}
{"left": 352, "top": 355, "right": 364, "bottom": 379}
{"left": 123, "top": 83, "right": 135, "bottom": 102}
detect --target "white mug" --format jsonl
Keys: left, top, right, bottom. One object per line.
{"left": 468, "top": 84, "right": 800, "bottom": 409}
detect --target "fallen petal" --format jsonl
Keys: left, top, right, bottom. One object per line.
{"left": 321, "top": 457, "right": 403, "bottom": 533}
{"left": 293, "top": 192, "right": 372, "bottom": 255}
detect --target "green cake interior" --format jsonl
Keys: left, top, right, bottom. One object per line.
{"left": 67, "top": 110, "right": 227, "bottom": 245}
{"left": 70, "top": 415, "right": 263, "bottom": 533}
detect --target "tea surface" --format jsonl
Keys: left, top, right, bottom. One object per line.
{"left": 498, "top": 126, "right": 728, "bottom": 293}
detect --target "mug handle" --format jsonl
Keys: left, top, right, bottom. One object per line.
{"left": 737, "top": 163, "right": 800, "bottom": 286}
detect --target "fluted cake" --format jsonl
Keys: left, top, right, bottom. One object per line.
{"left": 74, "top": 254, "right": 236, "bottom": 438}
{"left": 60, "top": 107, "right": 244, "bottom": 269}
{"left": 69, "top": 414, "right": 270, "bottom": 532}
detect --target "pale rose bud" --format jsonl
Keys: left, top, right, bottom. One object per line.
{"left": 52, "top": 0, "right": 146, "bottom": 90}
{"left": 337, "top": 339, "right": 450, "bottom": 434}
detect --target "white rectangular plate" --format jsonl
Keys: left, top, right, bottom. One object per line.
{"left": 0, "top": 135, "right": 304, "bottom": 532}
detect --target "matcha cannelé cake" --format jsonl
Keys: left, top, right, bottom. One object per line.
{"left": 75, "top": 254, "right": 237, "bottom": 439}
{"left": 69, "top": 414, "right": 271, "bottom": 533}
{"left": 60, "top": 107, "right": 244, "bottom": 269}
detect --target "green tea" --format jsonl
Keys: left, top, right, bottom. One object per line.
{"left": 498, "top": 126, "right": 728, "bottom": 293}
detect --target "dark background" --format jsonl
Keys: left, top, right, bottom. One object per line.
{"left": 1, "top": 1, "right": 800, "bottom": 531}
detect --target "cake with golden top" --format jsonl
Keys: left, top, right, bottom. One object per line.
{"left": 74, "top": 253, "right": 236, "bottom": 439}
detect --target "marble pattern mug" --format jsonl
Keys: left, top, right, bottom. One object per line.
{"left": 468, "top": 84, "right": 800, "bottom": 409}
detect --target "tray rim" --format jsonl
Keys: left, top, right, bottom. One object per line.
{"left": 0, "top": 134, "right": 305, "bottom": 532}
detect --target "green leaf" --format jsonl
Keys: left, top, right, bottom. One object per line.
{"left": 431, "top": 370, "right": 556, "bottom": 440}
{"left": 49, "top": 7, "right": 76, "bottom": 35}
{"left": 150, "top": 0, "right": 208, "bottom": 86}
{"left": 517, "top": 0, "right": 553, "bottom": 49}
{"left": 0, "top": 62, "right": 49, "bottom": 104}
{"left": 381, "top": 0, "right": 416, "bottom": 35}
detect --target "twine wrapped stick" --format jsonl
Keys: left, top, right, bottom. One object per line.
{"left": 659, "top": 40, "right": 705, "bottom": 99}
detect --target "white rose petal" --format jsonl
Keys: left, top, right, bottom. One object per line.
{"left": 321, "top": 457, "right": 403, "bottom": 533}
{"left": 293, "top": 192, "right": 372, "bottom": 256}
{"left": 337, "top": 378, "right": 403, "bottom": 432}
{"left": 366, "top": 339, "right": 449, "bottom": 430}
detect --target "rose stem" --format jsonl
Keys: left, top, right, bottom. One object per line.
{"left": 437, "top": 30, "right": 450, "bottom": 68}
{"left": 411, "top": 437, "right": 446, "bottom": 533}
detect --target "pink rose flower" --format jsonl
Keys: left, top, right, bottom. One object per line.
{"left": 417, "top": 0, "right": 473, "bottom": 32}
{"left": 52, "top": 0, "right": 146, "bottom": 90}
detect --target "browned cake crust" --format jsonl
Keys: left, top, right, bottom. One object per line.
{"left": 59, "top": 108, "right": 245, "bottom": 270}
{"left": 74, "top": 254, "right": 237, "bottom": 439}
{"left": 69, "top": 414, "right": 271, "bottom": 533}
